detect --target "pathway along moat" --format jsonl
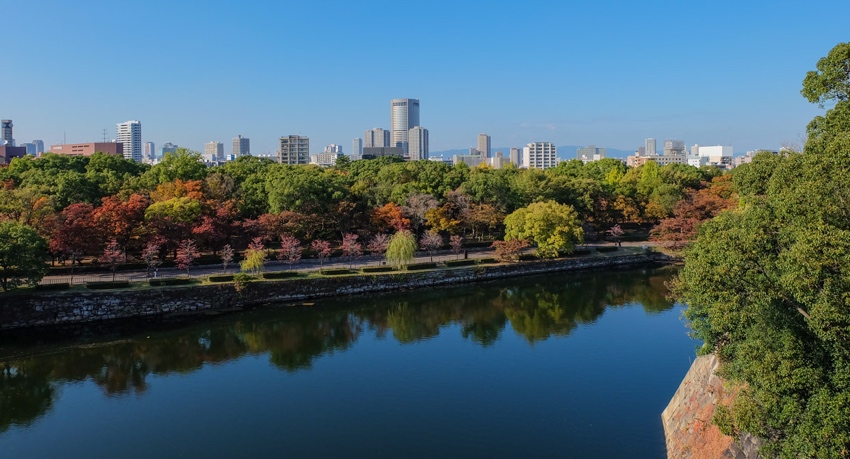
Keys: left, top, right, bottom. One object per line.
{"left": 0, "top": 266, "right": 696, "bottom": 458}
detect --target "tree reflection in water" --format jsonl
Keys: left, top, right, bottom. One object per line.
{"left": 0, "top": 266, "right": 676, "bottom": 433}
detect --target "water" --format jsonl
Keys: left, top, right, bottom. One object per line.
{"left": 0, "top": 266, "right": 696, "bottom": 458}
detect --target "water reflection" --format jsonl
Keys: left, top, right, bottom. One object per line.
{"left": 0, "top": 266, "right": 676, "bottom": 434}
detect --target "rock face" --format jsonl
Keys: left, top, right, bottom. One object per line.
{"left": 662, "top": 355, "right": 762, "bottom": 459}
{"left": 0, "top": 253, "right": 664, "bottom": 329}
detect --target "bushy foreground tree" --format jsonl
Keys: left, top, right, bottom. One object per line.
{"left": 503, "top": 200, "right": 583, "bottom": 258}
{"left": 0, "top": 221, "right": 48, "bottom": 291}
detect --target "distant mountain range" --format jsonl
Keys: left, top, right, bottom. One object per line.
{"left": 429, "top": 146, "right": 634, "bottom": 160}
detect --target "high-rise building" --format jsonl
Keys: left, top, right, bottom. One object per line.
{"left": 364, "top": 128, "right": 391, "bottom": 148}
{"left": 577, "top": 145, "right": 607, "bottom": 163}
{"left": 352, "top": 138, "right": 363, "bottom": 159}
{"left": 663, "top": 139, "right": 686, "bottom": 156}
{"left": 144, "top": 142, "right": 156, "bottom": 161}
{"left": 324, "top": 144, "right": 343, "bottom": 153}
{"left": 477, "top": 133, "right": 491, "bottom": 158}
{"left": 160, "top": 142, "right": 178, "bottom": 158}
{"left": 116, "top": 120, "right": 142, "bottom": 162}
{"left": 391, "top": 98, "right": 420, "bottom": 154}
{"left": 509, "top": 147, "right": 521, "bottom": 166}
{"left": 205, "top": 141, "right": 224, "bottom": 162}
{"left": 32, "top": 140, "right": 44, "bottom": 155}
{"left": 522, "top": 142, "right": 558, "bottom": 170}
{"left": 278, "top": 135, "right": 309, "bottom": 164}
{"left": 233, "top": 135, "right": 250, "bottom": 156}
{"left": 1, "top": 120, "right": 14, "bottom": 146}
{"left": 408, "top": 127, "right": 429, "bottom": 161}
{"left": 645, "top": 138, "right": 656, "bottom": 156}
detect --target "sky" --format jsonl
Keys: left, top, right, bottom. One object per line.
{"left": 3, "top": 0, "right": 849, "bottom": 155}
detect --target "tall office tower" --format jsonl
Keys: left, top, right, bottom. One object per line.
{"left": 477, "top": 133, "right": 491, "bottom": 158}
{"left": 160, "top": 142, "right": 178, "bottom": 158}
{"left": 645, "top": 138, "right": 656, "bottom": 156}
{"left": 408, "top": 127, "right": 429, "bottom": 161}
{"left": 509, "top": 147, "right": 520, "bottom": 166}
{"left": 21, "top": 143, "right": 36, "bottom": 155}
{"left": 278, "top": 135, "right": 309, "bottom": 164}
{"left": 352, "top": 138, "right": 363, "bottom": 158}
{"left": 391, "top": 98, "right": 420, "bottom": 154}
{"left": 522, "top": 142, "right": 558, "bottom": 170}
{"left": 233, "top": 135, "right": 250, "bottom": 156}
{"left": 663, "top": 139, "right": 686, "bottom": 156}
{"left": 144, "top": 142, "right": 156, "bottom": 161}
{"left": 364, "top": 128, "right": 391, "bottom": 147}
{"left": 1, "top": 120, "right": 14, "bottom": 146}
{"left": 205, "top": 141, "right": 224, "bottom": 161}
{"left": 117, "top": 120, "right": 142, "bottom": 161}
{"left": 33, "top": 140, "right": 44, "bottom": 154}
{"left": 324, "top": 144, "right": 343, "bottom": 153}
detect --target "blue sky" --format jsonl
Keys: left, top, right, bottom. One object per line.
{"left": 3, "top": 0, "right": 848, "bottom": 154}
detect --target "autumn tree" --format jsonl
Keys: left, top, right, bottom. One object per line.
{"left": 606, "top": 224, "right": 624, "bottom": 247}
{"left": 449, "top": 235, "right": 463, "bottom": 260}
{"left": 142, "top": 241, "right": 162, "bottom": 278}
{"left": 366, "top": 234, "right": 389, "bottom": 264}
{"left": 491, "top": 239, "right": 528, "bottom": 262}
{"left": 0, "top": 221, "right": 48, "bottom": 291}
{"left": 372, "top": 202, "right": 410, "bottom": 232}
{"left": 419, "top": 232, "right": 443, "bottom": 262}
{"left": 311, "top": 239, "right": 332, "bottom": 267}
{"left": 504, "top": 201, "right": 583, "bottom": 258}
{"left": 50, "top": 203, "right": 98, "bottom": 283}
{"left": 220, "top": 244, "right": 234, "bottom": 274}
{"left": 340, "top": 233, "right": 362, "bottom": 269}
{"left": 277, "top": 236, "right": 303, "bottom": 270}
{"left": 99, "top": 240, "right": 126, "bottom": 281}
{"left": 175, "top": 240, "right": 199, "bottom": 276}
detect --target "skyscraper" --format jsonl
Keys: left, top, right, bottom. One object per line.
{"left": 233, "top": 135, "right": 250, "bottom": 156}
{"left": 408, "top": 127, "right": 429, "bottom": 161}
{"left": 391, "top": 98, "right": 419, "bottom": 154}
{"left": 117, "top": 120, "right": 142, "bottom": 162}
{"left": 160, "top": 143, "right": 178, "bottom": 158}
{"left": 144, "top": 142, "right": 156, "bottom": 161}
{"left": 509, "top": 147, "right": 520, "bottom": 166}
{"left": 1, "top": 120, "right": 14, "bottom": 146}
{"left": 663, "top": 139, "right": 685, "bottom": 156}
{"left": 477, "top": 133, "right": 491, "bottom": 158}
{"left": 352, "top": 138, "right": 363, "bottom": 158}
{"left": 522, "top": 142, "right": 558, "bottom": 170}
{"left": 645, "top": 138, "right": 656, "bottom": 156}
{"left": 32, "top": 140, "right": 44, "bottom": 155}
{"left": 364, "top": 128, "right": 391, "bottom": 148}
{"left": 205, "top": 141, "right": 224, "bottom": 162}
{"left": 278, "top": 135, "right": 309, "bottom": 164}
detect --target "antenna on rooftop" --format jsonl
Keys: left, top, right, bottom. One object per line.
{"left": 102, "top": 128, "right": 108, "bottom": 143}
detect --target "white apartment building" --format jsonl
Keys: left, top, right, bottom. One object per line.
{"left": 391, "top": 98, "right": 419, "bottom": 153}
{"left": 205, "top": 141, "right": 224, "bottom": 162}
{"left": 522, "top": 142, "right": 558, "bottom": 169}
{"left": 116, "top": 120, "right": 142, "bottom": 162}
{"left": 278, "top": 135, "right": 309, "bottom": 164}
{"left": 408, "top": 126, "right": 429, "bottom": 161}
{"left": 310, "top": 152, "right": 344, "bottom": 167}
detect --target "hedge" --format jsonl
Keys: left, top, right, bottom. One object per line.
{"left": 477, "top": 258, "right": 499, "bottom": 265}
{"left": 149, "top": 278, "right": 196, "bottom": 287}
{"left": 519, "top": 254, "right": 539, "bottom": 261}
{"left": 208, "top": 275, "right": 235, "bottom": 282}
{"left": 263, "top": 271, "right": 300, "bottom": 279}
{"left": 34, "top": 283, "right": 71, "bottom": 291}
{"left": 444, "top": 259, "right": 477, "bottom": 267}
{"left": 406, "top": 262, "right": 437, "bottom": 271}
{"left": 361, "top": 266, "right": 395, "bottom": 273}
{"left": 321, "top": 269, "right": 352, "bottom": 276}
{"left": 86, "top": 281, "right": 130, "bottom": 290}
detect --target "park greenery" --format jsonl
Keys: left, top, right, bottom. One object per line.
{"left": 0, "top": 133, "right": 731, "bottom": 290}
{"left": 675, "top": 42, "right": 850, "bottom": 457}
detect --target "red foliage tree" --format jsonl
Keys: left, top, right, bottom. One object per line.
{"left": 606, "top": 224, "right": 624, "bottom": 246}
{"left": 142, "top": 240, "right": 162, "bottom": 278}
{"left": 50, "top": 203, "right": 98, "bottom": 282}
{"left": 92, "top": 194, "right": 148, "bottom": 250}
{"left": 175, "top": 239, "right": 200, "bottom": 276}
{"left": 449, "top": 235, "right": 463, "bottom": 260}
{"left": 277, "top": 235, "right": 303, "bottom": 270}
{"left": 650, "top": 186, "right": 736, "bottom": 249}
{"left": 419, "top": 231, "right": 444, "bottom": 262}
{"left": 220, "top": 244, "right": 234, "bottom": 274}
{"left": 311, "top": 239, "right": 332, "bottom": 267}
{"left": 99, "top": 239, "right": 126, "bottom": 281}
{"left": 491, "top": 239, "right": 528, "bottom": 262}
{"left": 340, "top": 233, "right": 363, "bottom": 268}
{"left": 372, "top": 203, "right": 411, "bottom": 233}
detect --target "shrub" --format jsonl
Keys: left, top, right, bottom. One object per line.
{"left": 86, "top": 281, "right": 130, "bottom": 290}
{"left": 444, "top": 259, "right": 476, "bottom": 267}
{"left": 263, "top": 271, "right": 300, "bottom": 279}
{"left": 149, "top": 278, "right": 196, "bottom": 287}
{"left": 406, "top": 262, "right": 437, "bottom": 271}
{"left": 361, "top": 266, "right": 395, "bottom": 273}
{"left": 232, "top": 273, "right": 254, "bottom": 292}
{"left": 321, "top": 268, "right": 352, "bottom": 276}
{"left": 477, "top": 258, "right": 499, "bottom": 265}
{"left": 208, "top": 275, "right": 235, "bottom": 283}
{"left": 34, "top": 283, "right": 71, "bottom": 291}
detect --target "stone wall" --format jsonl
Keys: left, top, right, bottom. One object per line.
{"left": 0, "top": 253, "right": 664, "bottom": 330}
{"left": 662, "top": 355, "right": 762, "bottom": 459}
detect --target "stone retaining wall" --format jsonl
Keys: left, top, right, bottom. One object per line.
{"left": 0, "top": 253, "right": 664, "bottom": 330}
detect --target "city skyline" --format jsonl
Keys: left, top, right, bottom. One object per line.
{"left": 2, "top": 2, "right": 849, "bottom": 153}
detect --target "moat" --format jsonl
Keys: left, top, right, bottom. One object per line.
{"left": 0, "top": 266, "right": 696, "bottom": 458}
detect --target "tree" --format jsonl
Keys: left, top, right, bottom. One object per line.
{"left": 0, "top": 221, "right": 48, "bottom": 291}
{"left": 386, "top": 230, "right": 416, "bottom": 270}
{"left": 311, "top": 239, "right": 332, "bottom": 267}
{"left": 449, "top": 235, "right": 463, "bottom": 260}
{"left": 277, "top": 236, "right": 303, "bottom": 270}
{"left": 220, "top": 244, "right": 234, "bottom": 274}
{"left": 606, "top": 224, "right": 624, "bottom": 247}
{"left": 419, "top": 231, "right": 443, "bottom": 262}
{"left": 142, "top": 241, "right": 162, "bottom": 279}
{"left": 50, "top": 203, "right": 98, "bottom": 283}
{"left": 340, "top": 233, "right": 362, "bottom": 269}
{"left": 491, "top": 239, "right": 528, "bottom": 262}
{"left": 175, "top": 240, "right": 199, "bottom": 276}
{"left": 366, "top": 234, "right": 389, "bottom": 264}
{"left": 503, "top": 201, "right": 584, "bottom": 258}
{"left": 372, "top": 202, "right": 410, "bottom": 232}
{"left": 801, "top": 42, "right": 850, "bottom": 107}
{"left": 99, "top": 240, "right": 125, "bottom": 281}
{"left": 241, "top": 238, "right": 266, "bottom": 275}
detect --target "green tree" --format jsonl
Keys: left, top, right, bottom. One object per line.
{"left": 141, "top": 149, "right": 207, "bottom": 187}
{"left": 503, "top": 200, "right": 583, "bottom": 258}
{"left": 0, "top": 221, "right": 49, "bottom": 291}
{"left": 386, "top": 230, "right": 416, "bottom": 270}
